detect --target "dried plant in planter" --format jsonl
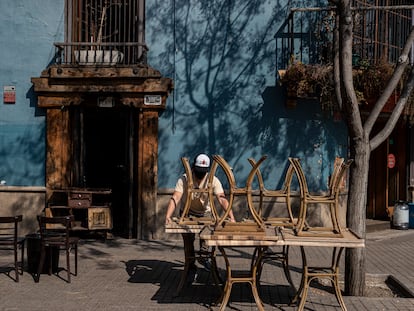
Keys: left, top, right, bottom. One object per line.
{"left": 280, "top": 61, "right": 408, "bottom": 113}
{"left": 280, "top": 62, "right": 336, "bottom": 110}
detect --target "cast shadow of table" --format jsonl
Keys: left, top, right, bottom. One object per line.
{"left": 124, "top": 259, "right": 222, "bottom": 307}
{"left": 123, "top": 254, "right": 298, "bottom": 309}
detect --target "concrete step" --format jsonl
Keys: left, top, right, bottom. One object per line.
{"left": 366, "top": 219, "right": 392, "bottom": 233}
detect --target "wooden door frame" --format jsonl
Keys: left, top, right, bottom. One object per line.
{"left": 367, "top": 120, "right": 408, "bottom": 220}
{"left": 32, "top": 65, "right": 173, "bottom": 239}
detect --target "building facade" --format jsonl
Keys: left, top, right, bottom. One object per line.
{"left": 0, "top": 0, "right": 412, "bottom": 239}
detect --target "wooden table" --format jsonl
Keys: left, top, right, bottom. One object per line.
{"left": 200, "top": 224, "right": 364, "bottom": 311}
{"left": 200, "top": 223, "right": 281, "bottom": 311}
{"left": 280, "top": 228, "right": 364, "bottom": 311}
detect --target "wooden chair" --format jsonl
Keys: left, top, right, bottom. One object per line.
{"left": 0, "top": 215, "right": 25, "bottom": 282}
{"left": 178, "top": 157, "right": 218, "bottom": 225}
{"left": 289, "top": 157, "right": 353, "bottom": 237}
{"left": 175, "top": 157, "right": 223, "bottom": 295}
{"left": 247, "top": 158, "right": 297, "bottom": 290}
{"left": 35, "top": 215, "right": 79, "bottom": 283}
{"left": 212, "top": 154, "right": 267, "bottom": 228}
{"left": 248, "top": 157, "right": 296, "bottom": 227}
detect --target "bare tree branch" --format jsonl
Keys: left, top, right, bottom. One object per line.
{"left": 364, "top": 26, "right": 414, "bottom": 135}
{"left": 338, "top": 0, "right": 364, "bottom": 139}
{"left": 333, "top": 11, "right": 342, "bottom": 109}
{"left": 370, "top": 68, "right": 414, "bottom": 150}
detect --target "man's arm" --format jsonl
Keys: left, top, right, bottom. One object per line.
{"left": 165, "top": 191, "right": 183, "bottom": 225}
{"left": 217, "top": 193, "right": 235, "bottom": 222}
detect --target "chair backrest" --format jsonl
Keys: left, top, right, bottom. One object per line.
{"left": 331, "top": 159, "right": 353, "bottom": 197}
{"left": 328, "top": 157, "right": 344, "bottom": 192}
{"left": 288, "top": 157, "right": 309, "bottom": 197}
{"left": 0, "top": 215, "right": 23, "bottom": 246}
{"left": 212, "top": 154, "right": 266, "bottom": 227}
{"left": 37, "top": 215, "right": 73, "bottom": 245}
{"left": 178, "top": 157, "right": 217, "bottom": 224}
{"left": 248, "top": 158, "right": 296, "bottom": 226}
{"left": 249, "top": 157, "right": 294, "bottom": 195}
{"left": 289, "top": 157, "right": 350, "bottom": 197}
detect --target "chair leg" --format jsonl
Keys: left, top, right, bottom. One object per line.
{"left": 66, "top": 248, "right": 71, "bottom": 283}
{"left": 14, "top": 244, "right": 19, "bottom": 282}
{"left": 48, "top": 247, "right": 53, "bottom": 276}
{"left": 74, "top": 244, "right": 78, "bottom": 276}
{"left": 35, "top": 246, "right": 46, "bottom": 283}
{"left": 20, "top": 240, "right": 25, "bottom": 275}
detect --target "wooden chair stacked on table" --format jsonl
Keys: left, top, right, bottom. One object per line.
{"left": 248, "top": 157, "right": 296, "bottom": 228}
{"left": 209, "top": 155, "right": 272, "bottom": 311}
{"left": 288, "top": 157, "right": 354, "bottom": 311}
{"left": 174, "top": 157, "right": 222, "bottom": 296}
{"left": 0, "top": 215, "right": 25, "bottom": 282}
{"left": 178, "top": 157, "right": 218, "bottom": 225}
{"left": 212, "top": 154, "right": 267, "bottom": 228}
{"left": 35, "top": 215, "right": 79, "bottom": 283}
{"left": 289, "top": 157, "right": 353, "bottom": 237}
{"left": 248, "top": 157, "right": 297, "bottom": 290}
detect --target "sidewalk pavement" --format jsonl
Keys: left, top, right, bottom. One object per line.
{"left": 2, "top": 227, "right": 414, "bottom": 311}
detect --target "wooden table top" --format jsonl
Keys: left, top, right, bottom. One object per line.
{"left": 279, "top": 228, "right": 365, "bottom": 248}
{"left": 199, "top": 225, "right": 364, "bottom": 248}
{"left": 166, "top": 220, "right": 365, "bottom": 248}
{"left": 164, "top": 218, "right": 209, "bottom": 233}
{"left": 200, "top": 225, "right": 281, "bottom": 247}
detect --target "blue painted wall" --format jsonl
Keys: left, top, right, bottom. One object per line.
{"left": 147, "top": 0, "right": 347, "bottom": 192}
{"left": 0, "top": 1, "right": 64, "bottom": 186}
{"left": 0, "top": 0, "right": 346, "bottom": 191}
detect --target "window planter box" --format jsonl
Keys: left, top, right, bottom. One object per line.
{"left": 74, "top": 50, "right": 124, "bottom": 65}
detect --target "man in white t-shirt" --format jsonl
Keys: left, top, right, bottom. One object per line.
{"left": 165, "top": 153, "right": 235, "bottom": 281}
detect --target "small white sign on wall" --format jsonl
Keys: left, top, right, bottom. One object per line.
{"left": 144, "top": 95, "right": 162, "bottom": 105}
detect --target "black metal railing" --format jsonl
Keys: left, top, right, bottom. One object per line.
{"left": 275, "top": 2, "right": 413, "bottom": 73}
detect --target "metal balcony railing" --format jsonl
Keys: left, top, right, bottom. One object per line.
{"left": 55, "top": 0, "right": 146, "bottom": 66}
{"left": 275, "top": 1, "right": 413, "bottom": 73}
{"left": 54, "top": 42, "right": 148, "bottom": 65}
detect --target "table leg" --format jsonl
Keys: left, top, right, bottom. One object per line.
{"left": 257, "top": 245, "right": 296, "bottom": 292}
{"left": 294, "top": 246, "right": 347, "bottom": 311}
{"left": 210, "top": 247, "right": 224, "bottom": 292}
{"left": 216, "top": 246, "right": 265, "bottom": 311}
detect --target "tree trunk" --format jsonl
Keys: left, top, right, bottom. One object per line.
{"left": 332, "top": 0, "right": 414, "bottom": 297}
{"left": 337, "top": 0, "right": 367, "bottom": 295}
{"left": 345, "top": 138, "right": 370, "bottom": 296}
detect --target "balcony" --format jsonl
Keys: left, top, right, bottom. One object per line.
{"left": 275, "top": 1, "right": 414, "bottom": 116}
{"left": 54, "top": 42, "right": 148, "bottom": 66}
{"left": 275, "top": 1, "right": 413, "bottom": 71}
{"left": 56, "top": 0, "right": 146, "bottom": 66}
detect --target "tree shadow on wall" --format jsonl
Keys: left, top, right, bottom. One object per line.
{"left": 150, "top": 1, "right": 289, "bottom": 181}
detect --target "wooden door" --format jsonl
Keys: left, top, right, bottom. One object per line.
{"left": 367, "top": 122, "right": 407, "bottom": 219}
{"left": 83, "top": 107, "right": 134, "bottom": 237}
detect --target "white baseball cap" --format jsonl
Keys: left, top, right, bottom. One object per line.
{"left": 194, "top": 153, "right": 210, "bottom": 172}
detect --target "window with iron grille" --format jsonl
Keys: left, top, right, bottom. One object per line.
{"left": 58, "top": 0, "right": 146, "bottom": 65}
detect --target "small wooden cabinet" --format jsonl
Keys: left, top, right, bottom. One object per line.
{"left": 47, "top": 188, "right": 112, "bottom": 231}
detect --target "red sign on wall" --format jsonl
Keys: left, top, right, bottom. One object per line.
{"left": 3, "top": 86, "right": 16, "bottom": 104}
{"left": 387, "top": 154, "right": 396, "bottom": 169}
